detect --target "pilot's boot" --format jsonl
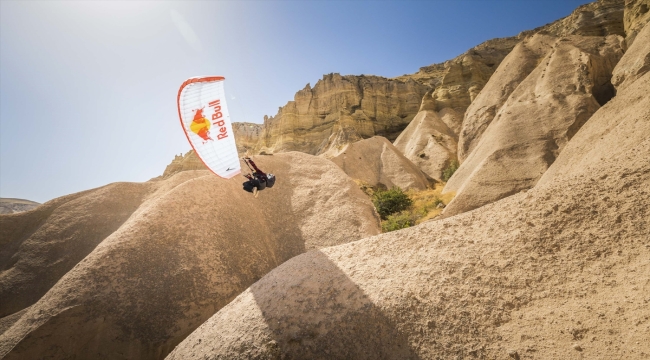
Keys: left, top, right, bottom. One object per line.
{"left": 253, "top": 187, "right": 259, "bottom": 198}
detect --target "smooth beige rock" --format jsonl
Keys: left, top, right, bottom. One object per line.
{"left": 328, "top": 136, "right": 430, "bottom": 191}
{"left": 393, "top": 90, "right": 459, "bottom": 181}
{"left": 458, "top": 34, "right": 557, "bottom": 162}
{"left": 443, "top": 35, "right": 624, "bottom": 216}
{"left": 0, "top": 152, "right": 379, "bottom": 360}
{"left": 166, "top": 71, "right": 650, "bottom": 360}
{"left": 612, "top": 20, "right": 650, "bottom": 91}
{"left": 253, "top": 74, "right": 429, "bottom": 155}
{"left": 540, "top": 41, "right": 650, "bottom": 186}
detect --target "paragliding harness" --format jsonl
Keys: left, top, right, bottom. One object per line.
{"left": 242, "top": 157, "right": 275, "bottom": 196}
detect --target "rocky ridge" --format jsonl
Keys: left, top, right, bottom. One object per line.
{"left": 0, "top": 153, "right": 379, "bottom": 359}
{"left": 166, "top": 37, "right": 650, "bottom": 359}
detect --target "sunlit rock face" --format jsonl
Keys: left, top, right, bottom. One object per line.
{"left": 442, "top": 34, "right": 625, "bottom": 216}
{"left": 328, "top": 136, "right": 430, "bottom": 191}
{"left": 393, "top": 90, "right": 461, "bottom": 182}
{"left": 623, "top": 0, "right": 650, "bottom": 46}
{"left": 166, "top": 68, "right": 650, "bottom": 360}
{"left": 0, "top": 153, "right": 380, "bottom": 360}
{"left": 232, "top": 122, "right": 263, "bottom": 155}
{"left": 252, "top": 73, "right": 429, "bottom": 156}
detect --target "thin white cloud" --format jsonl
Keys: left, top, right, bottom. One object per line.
{"left": 170, "top": 9, "right": 203, "bottom": 53}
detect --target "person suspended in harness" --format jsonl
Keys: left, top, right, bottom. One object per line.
{"left": 242, "top": 157, "right": 276, "bottom": 197}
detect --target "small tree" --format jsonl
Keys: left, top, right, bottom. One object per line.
{"left": 372, "top": 187, "right": 412, "bottom": 220}
{"left": 442, "top": 160, "right": 459, "bottom": 182}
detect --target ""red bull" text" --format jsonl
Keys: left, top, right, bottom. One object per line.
{"left": 209, "top": 99, "right": 228, "bottom": 140}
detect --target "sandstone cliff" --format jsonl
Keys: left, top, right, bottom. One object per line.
{"left": 442, "top": 34, "right": 624, "bottom": 216}
{"left": 328, "top": 136, "right": 430, "bottom": 191}
{"left": 252, "top": 74, "right": 429, "bottom": 156}
{"left": 232, "top": 122, "right": 262, "bottom": 155}
{"left": 0, "top": 153, "right": 379, "bottom": 360}
{"left": 166, "top": 45, "right": 650, "bottom": 360}
{"left": 161, "top": 150, "right": 205, "bottom": 177}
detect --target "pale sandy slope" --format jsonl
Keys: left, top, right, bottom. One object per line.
{"left": 167, "top": 57, "right": 650, "bottom": 360}
{"left": 0, "top": 152, "right": 379, "bottom": 360}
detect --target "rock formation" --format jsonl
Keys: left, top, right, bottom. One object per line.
{"left": 393, "top": 89, "right": 461, "bottom": 181}
{"left": 442, "top": 34, "right": 624, "bottom": 216}
{"left": 623, "top": 0, "right": 650, "bottom": 45}
{"left": 161, "top": 151, "right": 205, "bottom": 177}
{"left": 232, "top": 122, "right": 263, "bottom": 155}
{"left": 252, "top": 74, "right": 429, "bottom": 156}
{"left": 0, "top": 152, "right": 379, "bottom": 360}
{"left": 0, "top": 198, "right": 40, "bottom": 215}
{"left": 166, "top": 48, "right": 650, "bottom": 360}
{"left": 328, "top": 136, "right": 430, "bottom": 191}
{"left": 612, "top": 15, "right": 650, "bottom": 91}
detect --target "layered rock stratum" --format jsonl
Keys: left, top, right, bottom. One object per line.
{"left": 0, "top": 153, "right": 379, "bottom": 359}
{"left": 252, "top": 74, "right": 429, "bottom": 155}
{"left": 167, "top": 45, "right": 650, "bottom": 360}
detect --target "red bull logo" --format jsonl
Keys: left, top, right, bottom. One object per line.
{"left": 189, "top": 99, "right": 228, "bottom": 143}
{"left": 209, "top": 99, "right": 228, "bottom": 140}
{"left": 190, "top": 108, "right": 212, "bottom": 143}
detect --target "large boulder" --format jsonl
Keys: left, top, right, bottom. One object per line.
{"left": 0, "top": 152, "right": 380, "bottom": 360}
{"left": 328, "top": 136, "right": 430, "bottom": 191}
{"left": 166, "top": 69, "right": 650, "bottom": 360}
{"left": 442, "top": 34, "right": 624, "bottom": 216}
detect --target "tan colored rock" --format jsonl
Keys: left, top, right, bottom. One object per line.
{"left": 166, "top": 70, "right": 650, "bottom": 360}
{"left": 624, "top": 0, "right": 650, "bottom": 45}
{"left": 161, "top": 150, "right": 205, "bottom": 177}
{"left": 393, "top": 90, "right": 459, "bottom": 181}
{"left": 537, "top": 0, "right": 625, "bottom": 37}
{"left": 232, "top": 122, "right": 262, "bottom": 155}
{"left": 443, "top": 35, "right": 624, "bottom": 216}
{"left": 253, "top": 74, "right": 429, "bottom": 155}
{"left": 612, "top": 20, "right": 650, "bottom": 91}
{"left": 458, "top": 34, "right": 557, "bottom": 162}
{"left": 0, "top": 198, "right": 40, "bottom": 215}
{"left": 328, "top": 136, "right": 430, "bottom": 191}
{"left": 540, "top": 31, "right": 650, "bottom": 186}
{"left": 0, "top": 152, "right": 379, "bottom": 360}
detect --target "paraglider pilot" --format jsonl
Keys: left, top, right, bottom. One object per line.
{"left": 242, "top": 157, "right": 275, "bottom": 197}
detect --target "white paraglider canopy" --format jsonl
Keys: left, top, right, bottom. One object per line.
{"left": 177, "top": 76, "right": 241, "bottom": 178}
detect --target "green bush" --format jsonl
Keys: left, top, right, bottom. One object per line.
{"left": 441, "top": 160, "right": 459, "bottom": 182}
{"left": 382, "top": 211, "right": 414, "bottom": 232}
{"left": 372, "top": 187, "right": 413, "bottom": 220}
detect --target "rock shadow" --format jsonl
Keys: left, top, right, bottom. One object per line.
{"left": 250, "top": 250, "right": 420, "bottom": 360}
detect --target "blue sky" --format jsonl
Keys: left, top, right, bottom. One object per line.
{"left": 1, "top": 0, "right": 591, "bottom": 203}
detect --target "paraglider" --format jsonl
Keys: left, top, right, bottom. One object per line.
{"left": 177, "top": 76, "right": 240, "bottom": 178}
{"left": 177, "top": 76, "right": 276, "bottom": 196}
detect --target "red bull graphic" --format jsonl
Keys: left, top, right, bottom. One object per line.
{"left": 190, "top": 108, "right": 212, "bottom": 143}
{"left": 177, "top": 76, "right": 240, "bottom": 179}
{"left": 209, "top": 99, "right": 228, "bottom": 140}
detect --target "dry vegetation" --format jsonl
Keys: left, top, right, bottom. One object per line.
{"left": 354, "top": 180, "right": 455, "bottom": 232}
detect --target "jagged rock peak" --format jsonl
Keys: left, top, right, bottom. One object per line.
{"left": 252, "top": 73, "right": 429, "bottom": 155}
